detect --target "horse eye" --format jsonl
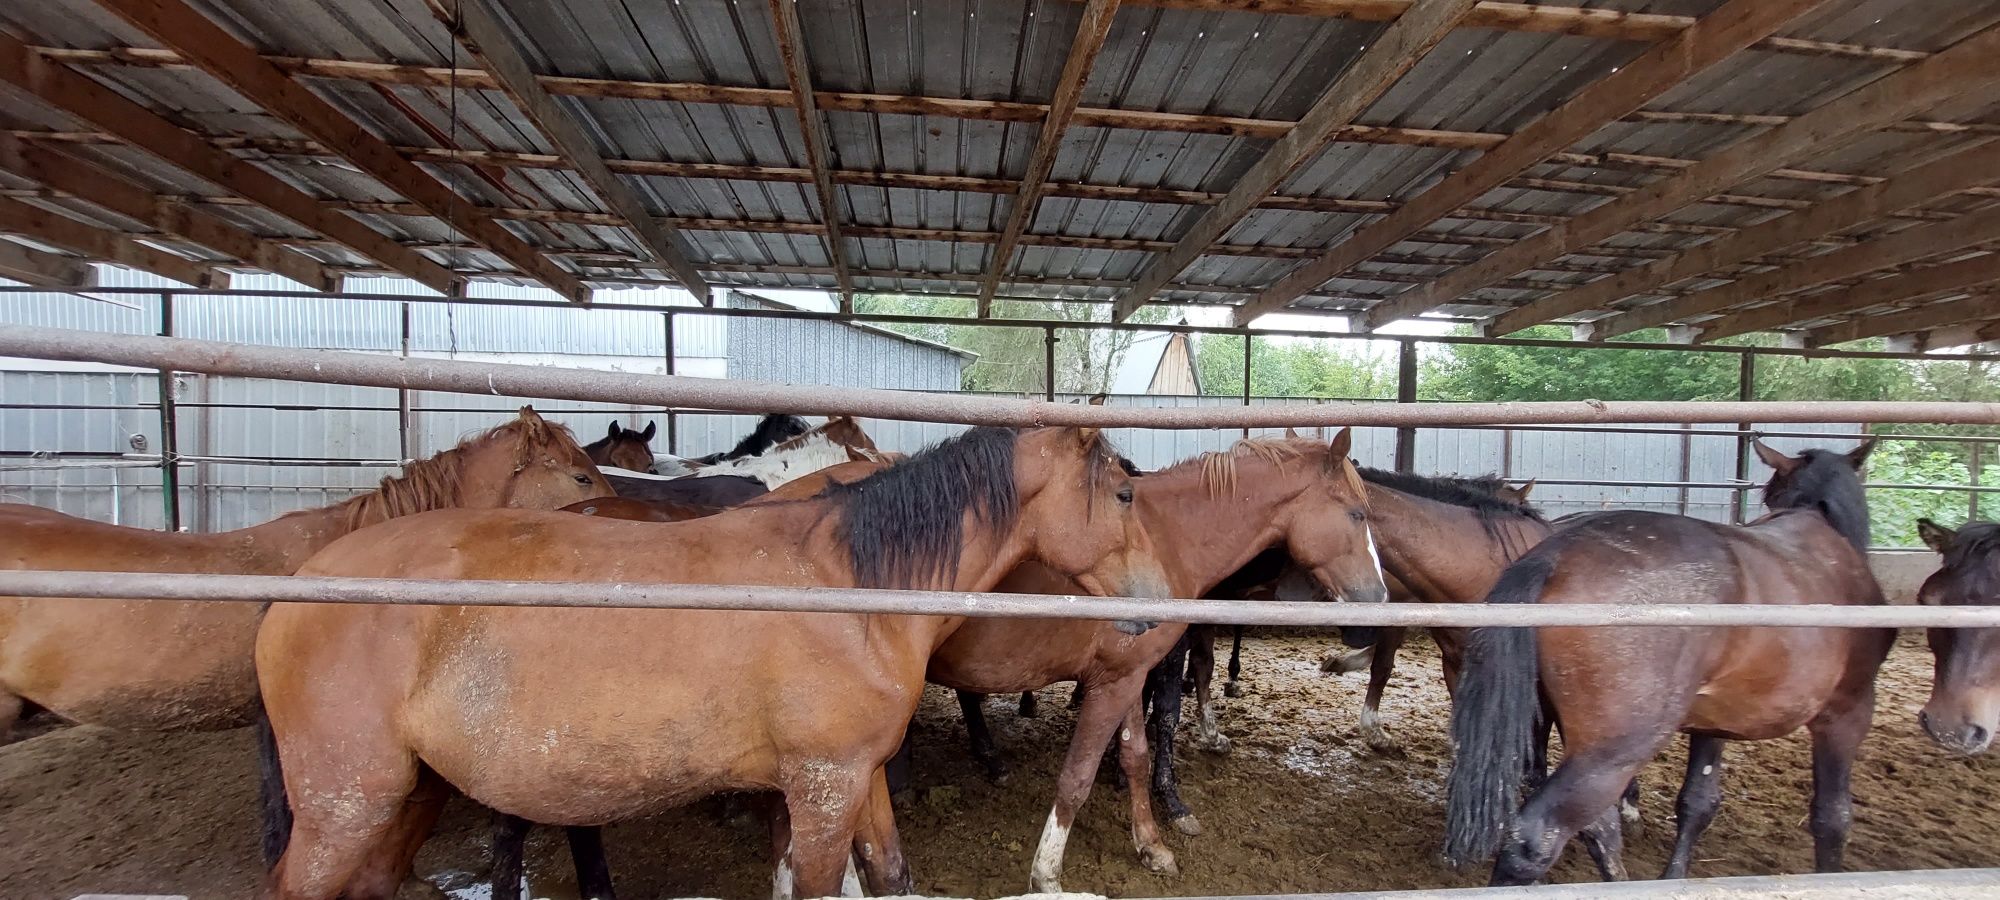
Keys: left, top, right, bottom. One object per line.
{"left": 1116, "top": 486, "right": 1134, "bottom": 504}
{"left": 1348, "top": 510, "right": 1367, "bottom": 523}
{"left": 574, "top": 474, "right": 593, "bottom": 485}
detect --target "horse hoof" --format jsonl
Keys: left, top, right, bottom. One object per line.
{"left": 1198, "top": 734, "right": 1233, "bottom": 755}
{"left": 1621, "top": 799, "right": 1642, "bottom": 832}
{"left": 1320, "top": 653, "right": 1368, "bottom": 675}
{"left": 1141, "top": 845, "right": 1179, "bottom": 876}
{"left": 1171, "top": 814, "right": 1203, "bottom": 837}
{"left": 1364, "top": 732, "right": 1404, "bottom": 757}
{"left": 1223, "top": 681, "right": 1242, "bottom": 698}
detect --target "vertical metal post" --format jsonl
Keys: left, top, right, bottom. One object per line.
{"left": 397, "top": 302, "right": 415, "bottom": 463}
{"left": 1732, "top": 351, "right": 1757, "bottom": 524}
{"left": 1394, "top": 339, "right": 1418, "bottom": 473}
{"left": 1969, "top": 440, "right": 1984, "bottom": 522}
{"left": 1677, "top": 424, "right": 1694, "bottom": 517}
{"left": 155, "top": 292, "right": 180, "bottom": 532}
{"left": 1240, "top": 334, "right": 1253, "bottom": 440}
{"left": 663, "top": 310, "right": 679, "bottom": 456}
{"left": 1043, "top": 326, "right": 1058, "bottom": 401}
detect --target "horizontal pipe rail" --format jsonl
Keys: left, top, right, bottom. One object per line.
{"left": 1161, "top": 867, "right": 2000, "bottom": 899}
{"left": 7, "top": 325, "right": 2000, "bottom": 428}
{"left": 0, "top": 571, "right": 1990, "bottom": 628}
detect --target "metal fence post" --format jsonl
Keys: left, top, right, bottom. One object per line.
{"left": 1394, "top": 339, "right": 1417, "bottom": 473}
{"left": 397, "top": 301, "right": 415, "bottom": 463}
{"left": 1240, "top": 334, "right": 1254, "bottom": 440}
{"left": 1733, "top": 351, "right": 1757, "bottom": 524}
{"left": 663, "top": 310, "right": 679, "bottom": 456}
{"left": 1970, "top": 440, "right": 1984, "bottom": 522}
{"left": 1044, "top": 326, "right": 1057, "bottom": 401}
{"left": 155, "top": 292, "right": 180, "bottom": 532}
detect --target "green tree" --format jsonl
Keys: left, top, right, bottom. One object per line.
{"left": 852, "top": 294, "right": 1173, "bottom": 393}
{"left": 1419, "top": 326, "right": 1740, "bottom": 401}
{"left": 1192, "top": 335, "right": 1395, "bottom": 399}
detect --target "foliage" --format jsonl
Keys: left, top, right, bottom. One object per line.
{"left": 1419, "top": 327, "right": 1740, "bottom": 401}
{"left": 1192, "top": 334, "right": 1397, "bottom": 399}
{"left": 852, "top": 294, "right": 1173, "bottom": 394}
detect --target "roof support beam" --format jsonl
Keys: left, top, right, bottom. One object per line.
{"left": 428, "top": 0, "right": 707, "bottom": 300}
{"left": 1479, "top": 22, "right": 2000, "bottom": 336}
{"left": 86, "top": 0, "right": 588, "bottom": 302}
{"left": 0, "top": 133, "right": 337, "bottom": 290}
{"left": 1111, "top": 0, "right": 1475, "bottom": 321}
{"left": 1564, "top": 141, "right": 2000, "bottom": 340}
{"left": 0, "top": 33, "right": 455, "bottom": 292}
{"left": 975, "top": 0, "right": 1121, "bottom": 317}
{"left": 1236, "top": 0, "right": 1825, "bottom": 329}
{"left": 1694, "top": 250, "right": 2000, "bottom": 344}
{"left": 1807, "top": 292, "right": 2000, "bottom": 348}
{"left": 0, "top": 238, "right": 92, "bottom": 287}
{"left": 0, "top": 196, "right": 220, "bottom": 287}
{"left": 764, "top": 0, "right": 852, "bottom": 312}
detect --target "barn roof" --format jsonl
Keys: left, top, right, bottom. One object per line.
{"left": 1, "top": 1, "right": 1998, "bottom": 351}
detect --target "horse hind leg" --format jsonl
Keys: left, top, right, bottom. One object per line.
{"left": 956, "top": 690, "right": 1010, "bottom": 783}
{"left": 1189, "top": 631, "right": 1230, "bottom": 755}
{"left": 1222, "top": 625, "right": 1244, "bottom": 697}
{"left": 1808, "top": 686, "right": 1876, "bottom": 873}
{"left": 1577, "top": 803, "right": 1629, "bottom": 882}
{"left": 341, "top": 767, "right": 451, "bottom": 900}
{"left": 1359, "top": 627, "right": 1406, "bottom": 755}
{"left": 851, "top": 767, "right": 913, "bottom": 897}
{"left": 1495, "top": 733, "right": 1669, "bottom": 887}
{"left": 1661, "top": 735, "right": 1725, "bottom": 879}
{"left": 1017, "top": 690, "right": 1040, "bottom": 719}
{"left": 1144, "top": 638, "right": 1199, "bottom": 837}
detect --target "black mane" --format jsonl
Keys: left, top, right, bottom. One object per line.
{"left": 829, "top": 426, "right": 1026, "bottom": 589}
{"left": 1357, "top": 467, "right": 1544, "bottom": 522}
{"left": 1763, "top": 448, "right": 1872, "bottom": 553}
{"left": 699, "top": 414, "right": 812, "bottom": 464}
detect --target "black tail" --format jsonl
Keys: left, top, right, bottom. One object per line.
{"left": 1443, "top": 554, "right": 1554, "bottom": 869}
{"left": 254, "top": 700, "right": 292, "bottom": 869}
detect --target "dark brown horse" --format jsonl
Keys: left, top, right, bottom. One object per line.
{"left": 1446, "top": 441, "right": 1891, "bottom": 884}
{"left": 256, "top": 426, "right": 1166, "bottom": 900}
{"left": 580, "top": 420, "right": 658, "bottom": 473}
{"left": 1916, "top": 517, "right": 2000, "bottom": 755}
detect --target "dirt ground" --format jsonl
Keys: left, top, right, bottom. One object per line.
{"left": 4, "top": 631, "right": 1999, "bottom": 899}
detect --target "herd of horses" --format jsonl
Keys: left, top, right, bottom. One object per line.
{"left": 0, "top": 407, "right": 1995, "bottom": 899}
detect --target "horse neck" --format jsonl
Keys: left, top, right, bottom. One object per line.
{"left": 228, "top": 502, "right": 360, "bottom": 573}
{"left": 1135, "top": 459, "right": 1303, "bottom": 596}
{"left": 1363, "top": 484, "right": 1546, "bottom": 603}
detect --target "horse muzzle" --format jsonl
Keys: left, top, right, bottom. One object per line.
{"left": 1919, "top": 709, "right": 1993, "bottom": 756}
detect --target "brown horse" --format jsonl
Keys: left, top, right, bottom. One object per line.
{"left": 1916, "top": 517, "right": 2000, "bottom": 755}
{"left": 1446, "top": 441, "right": 1891, "bottom": 884}
{"left": 562, "top": 459, "right": 891, "bottom": 526}
{"left": 581, "top": 420, "right": 658, "bottom": 473}
{"left": 255, "top": 426, "right": 1167, "bottom": 900}
{"left": 0, "top": 408, "right": 610, "bottom": 741}
{"left": 933, "top": 430, "right": 1387, "bottom": 891}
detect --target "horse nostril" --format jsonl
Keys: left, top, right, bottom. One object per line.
{"left": 1970, "top": 724, "right": 1990, "bottom": 748}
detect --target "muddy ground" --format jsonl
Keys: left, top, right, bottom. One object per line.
{"left": 4, "top": 632, "right": 1998, "bottom": 899}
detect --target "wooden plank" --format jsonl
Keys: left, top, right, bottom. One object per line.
{"left": 0, "top": 133, "right": 336, "bottom": 290}
{"left": 88, "top": 0, "right": 587, "bottom": 302}
{"left": 0, "top": 238, "right": 92, "bottom": 287}
{"left": 0, "top": 196, "right": 219, "bottom": 287}
{"left": 764, "top": 0, "right": 852, "bottom": 312}
{"left": 1807, "top": 291, "right": 2000, "bottom": 348}
{"left": 430, "top": 0, "right": 707, "bottom": 300}
{"left": 0, "top": 33, "right": 454, "bottom": 292}
{"left": 1479, "top": 22, "right": 2000, "bottom": 336}
{"left": 1692, "top": 249, "right": 2000, "bottom": 343}
{"left": 1110, "top": 0, "right": 1476, "bottom": 321}
{"left": 1234, "top": 0, "right": 1826, "bottom": 329}
{"left": 975, "top": 0, "right": 1122, "bottom": 317}
{"left": 1561, "top": 140, "right": 2000, "bottom": 340}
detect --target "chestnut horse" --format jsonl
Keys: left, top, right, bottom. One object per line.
{"left": 255, "top": 426, "right": 1167, "bottom": 900}
{"left": 1446, "top": 441, "right": 1891, "bottom": 884}
{"left": 0, "top": 408, "right": 610, "bottom": 742}
{"left": 581, "top": 420, "right": 658, "bottom": 473}
{"left": 1916, "top": 517, "right": 2000, "bottom": 755}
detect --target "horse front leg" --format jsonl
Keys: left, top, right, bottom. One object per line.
{"left": 1359, "top": 626, "right": 1406, "bottom": 754}
{"left": 1808, "top": 684, "right": 1876, "bottom": 873}
{"left": 1222, "top": 625, "right": 1244, "bottom": 697}
{"left": 956, "top": 690, "right": 1010, "bottom": 783}
{"left": 1030, "top": 676, "right": 1167, "bottom": 892}
{"left": 1145, "top": 637, "right": 1199, "bottom": 836}
{"left": 565, "top": 826, "right": 616, "bottom": 900}
{"left": 1661, "top": 735, "right": 1725, "bottom": 879}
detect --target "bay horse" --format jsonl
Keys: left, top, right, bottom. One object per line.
{"left": 0, "top": 407, "right": 611, "bottom": 742}
{"left": 932, "top": 430, "right": 1388, "bottom": 891}
{"left": 1446, "top": 440, "right": 1891, "bottom": 884}
{"left": 1915, "top": 517, "right": 2000, "bottom": 755}
{"left": 581, "top": 421, "right": 658, "bottom": 473}
{"left": 254, "top": 426, "right": 1167, "bottom": 900}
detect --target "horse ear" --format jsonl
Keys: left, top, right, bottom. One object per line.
{"left": 1327, "top": 426, "right": 1354, "bottom": 461}
{"left": 1752, "top": 440, "right": 1799, "bottom": 475}
{"left": 1513, "top": 478, "right": 1536, "bottom": 500}
{"left": 607, "top": 421, "right": 622, "bottom": 440}
{"left": 1846, "top": 439, "right": 1877, "bottom": 469}
{"left": 1285, "top": 427, "right": 1300, "bottom": 439}
{"left": 1088, "top": 392, "right": 1108, "bottom": 406}
{"left": 1075, "top": 426, "right": 1101, "bottom": 448}
{"left": 641, "top": 421, "right": 657, "bottom": 441}
{"left": 1919, "top": 518, "right": 1955, "bottom": 555}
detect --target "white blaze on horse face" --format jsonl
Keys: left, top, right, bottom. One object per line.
{"left": 1030, "top": 806, "right": 1071, "bottom": 892}
{"left": 1363, "top": 522, "right": 1385, "bottom": 597}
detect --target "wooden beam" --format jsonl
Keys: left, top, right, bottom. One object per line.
{"left": 0, "top": 33, "right": 455, "bottom": 292}
{"left": 975, "top": 0, "right": 1122, "bottom": 317}
{"left": 1692, "top": 248, "right": 2000, "bottom": 343}
{"left": 1477, "top": 23, "right": 2000, "bottom": 336}
{"left": 0, "top": 238, "right": 92, "bottom": 287}
{"left": 1111, "top": 0, "right": 1474, "bottom": 321}
{"left": 0, "top": 196, "right": 220, "bottom": 287}
{"left": 1558, "top": 140, "right": 2000, "bottom": 341}
{"left": 429, "top": 0, "right": 706, "bottom": 300}
{"left": 764, "top": 0, "right": 853, "bottom": 312}
{"left": 1807, "top": 292, "right": 2000, "bottom": 348}
{"left": 87, "top": 0, "right": 588, "bottom": 302}
{"left": 0, "top": 133, "right": 337, "bottom": 290}
{"left": 1235, "top": 0, "right": 1825, "bottom": 329}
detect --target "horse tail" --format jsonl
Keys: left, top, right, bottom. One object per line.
{"left": 1443, "top": 553, "right": 1554, "bottom": 869}
{"left": 254, "top": 699, "right": 293, "bottom": 869}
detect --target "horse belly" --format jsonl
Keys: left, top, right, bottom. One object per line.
{"left": 0, "top": 597, "right": 264, "bottom": 730}
{"left": 928, "top": 619, "right": 1125, "bottom": 693}
{"left": 1684, "top": 627, "right": 1846, "bottom": 740}
{"left": 418, "top": 726, "right": 752, "bottom": 826}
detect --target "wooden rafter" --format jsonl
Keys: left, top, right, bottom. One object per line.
{"left": 1476, "top": 22, "right": 2000, "bottom": 336}
{"left": 86, "top": 0, "right": 589, "bottom": 302}
{"left": 0, "top": 33, "right": 456, "bottom": 292}
{"left": 0, "top": 133, "right": 337, "bottom": 290}
{"left": 1807, "top": 292, "right": 2000, "bottom": 349}
{"left": 1693, "top": 249, "right": 2000, "bottom": 344}
{"left": 1110, "top": 0, "right": 1476, "bottom": 321}
{"left": 1234, "top": 0, "right": 1826, "bottom": 329}
{"left": 0, "top": 196, "right": 219, "bottom": 287}
{"left": 1563, "top": 141, "right": 2000, "bottom": 341}
{"left": 975, "top": 0, "right": 1121, "bottom": 317}
{"left": 764, "top": 0, "right": 852, "bottom": 312}
{"left": 0, "top": 238, "right": 92, "bottom": 287}
{"left": 428, "top": 0, "right": 708, "bottom": 300}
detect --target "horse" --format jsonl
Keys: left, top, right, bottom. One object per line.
{"left": 690, "top": 415, "right": 891, "bottom": 487}
{"left": 929, "top": 430, "right": 1387, "bottom": 891}
{"left": 1445, "top": 440, "right": 1891, "bottom": 885}
{"left": 581, "top": 421, "right": 658, "bottom": 473}
{"left": 647, "top": 413, "right": 811, "bottom": 476}
{"left": 254, "top": 426, "right": 1168, "bottom": 900}
{"left": 1915, "top": 517, "right": 2000, "bottom": 755}
{"left": 0, "top": 408, "right": 610, "bottom": 745}
{"left": 601, "top": 467, "right": 770, "bottom": 514}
